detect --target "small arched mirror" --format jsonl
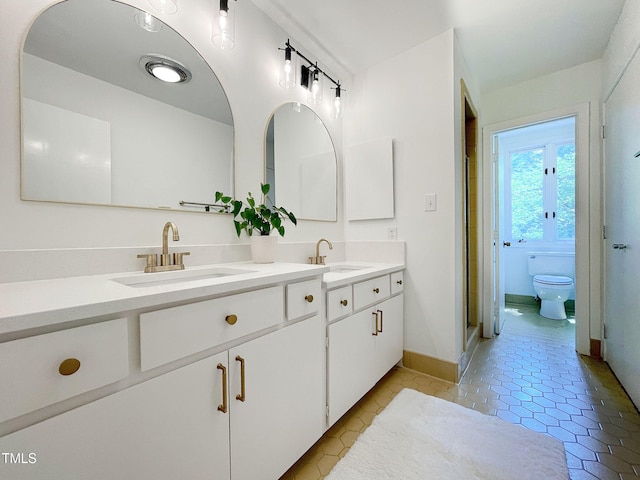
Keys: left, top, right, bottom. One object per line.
{"left": 265, "top": 103, "right": 337, "bottom": 221}
{"left": 21, "top": 0, "right": 234, "bottom": 211}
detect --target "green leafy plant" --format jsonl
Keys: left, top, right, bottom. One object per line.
{"left": 215, "top": 183, "right": 297, "bottom": 237}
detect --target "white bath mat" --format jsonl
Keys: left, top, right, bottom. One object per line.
{"left": 326, "top": 388, "right": 569, "bottom": 480}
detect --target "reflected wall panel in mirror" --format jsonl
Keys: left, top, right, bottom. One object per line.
{"left": 266, "top": 103, "right": 337, "bottom": 222}
{"left": 21, "top": 0, "right": 234, "bottom": 211}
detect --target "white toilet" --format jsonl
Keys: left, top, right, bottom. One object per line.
{"left": 527, "top": 252, "right": 575, "bottom": 320}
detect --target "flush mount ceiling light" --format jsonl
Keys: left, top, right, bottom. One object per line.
{"left": 279, "top": 40, "right": 344, "bottom": 117}
{"left": 140, "top": 55, "right": 191, "bottom": 83}
{"left": 147, "top": 0, "right": 178, "bottom": 15}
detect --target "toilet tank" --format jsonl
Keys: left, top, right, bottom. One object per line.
{"left": 527, "top": 252, "right": 575, "bottom": 277}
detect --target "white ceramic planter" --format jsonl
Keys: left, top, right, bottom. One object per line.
{"left": 250, "top": 235, "right": 277, "bottom": 263}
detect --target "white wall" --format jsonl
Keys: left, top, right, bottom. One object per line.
{"left": 345, "top": 30, "right": 481, "bottom": 366}
{"left": 0, "top": 0, "right": 345, "bottom": 260}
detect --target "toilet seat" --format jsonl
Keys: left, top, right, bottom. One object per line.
{"left": 534, "top": 275, "right": 573, "bottom": 286}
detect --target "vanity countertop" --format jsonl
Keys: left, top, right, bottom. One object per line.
{"left": 322, "top": 261, "right": 405, "bottom": 289}
{"left": 0, "top": 262, "right": 329, "bottom": 336}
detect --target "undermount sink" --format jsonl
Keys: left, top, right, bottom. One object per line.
{"left": 112, "top": 266, "right": 255, "bottom": 288}
{"left": 329, "top": 264, "right": 370, "bottom": 274}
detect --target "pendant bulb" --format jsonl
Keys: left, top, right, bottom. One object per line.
{"left": 307, "top": 67, "right": 323, "bottom": 105}
{"left": 212, "top": 0, "right": 235, "bottom": 50}
{"left": 279, "top": 45, "right": 296, "bottom": 89}
{"left": 332, "top": 85, "right": 344, "bottom": 119}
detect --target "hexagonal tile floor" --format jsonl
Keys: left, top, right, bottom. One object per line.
{"left": 280, "top": 304, "right": 640, "bottom": 480}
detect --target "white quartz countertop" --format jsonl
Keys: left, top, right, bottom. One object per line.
{"left": 322, "top": 261, "right": 405, "bottom": 289}
{"left": 0, "top": 262, "right": 329, "bottom": 336}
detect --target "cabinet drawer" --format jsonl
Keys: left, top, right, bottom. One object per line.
{"left": 391, "top": 271, "right": 404, "bottom": 295}
{"left": 353, "top": 275, "right": 390, "bottom": 311}
{"left": 287, "top": 279, "right": 321, "bottom": 320}
{"left": 140, "top": 285, "right": 283, "bottom": 371}
{"left": 0, "top": 318, "right": 129, "bottom": 423}
{"left": 327, "top": 286, "right": 353, "bottom": 322}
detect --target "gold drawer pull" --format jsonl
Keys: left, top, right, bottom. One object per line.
{"left": 340, "top": 299, "right": 348, "bottom": 307}
{"left": 217, "top": 363, "right": 228, "bottom": 413}
{"left": 235, "top": 355, "right": 246, "bottom": 402}
{"left": 226, "top": 314, "right": 238, "bottom": 325}
{"left": 373, "top": 287, "right": 380, "bottom": 294}
{"left": 305, "top": 294, "right": 314, "bottom": 303}
{"left": 59, "top": 358, "right": 81, "bottom": 376}
{"left": 396, "top": 280, "right": 403, "bottom": 285}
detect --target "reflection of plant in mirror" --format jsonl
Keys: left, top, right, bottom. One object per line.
{"left": 215, "top": 183, "right": 297, "bottom": 237}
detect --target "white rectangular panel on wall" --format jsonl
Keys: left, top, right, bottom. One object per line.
{"left": 345, "top": 137, "right": 394, "bottom": 220}
{"left": 22, "top": 97, "right": 112, "bottom": 204}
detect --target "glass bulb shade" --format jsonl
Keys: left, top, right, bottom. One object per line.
{"left": 135, "top": 11, "right": 162, "bottom": 32}
{"left": 147, "top": 0, "right": 177, "bottom": 15}
{"left": 279, "top": 48, "right": 296, "bottom": 89}
{"left": 212, "top": 5, "right": 235, "bottom": 50}
{"left": 307, "top": 71, "right": 323, "bottom": 105}
{"left": 332, "top": 95, "right": 344, "bottom": 119}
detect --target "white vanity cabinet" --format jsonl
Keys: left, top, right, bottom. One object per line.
{"left": 0, "top": 351, "right": 232, "bottom": 480}
{"left": 0, "top": 271, "right": 324, "bottom": 480}
{"left": 326, "top": 273, "right": 404, "bottom": 426}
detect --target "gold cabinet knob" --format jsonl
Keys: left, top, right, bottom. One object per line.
{"left": 397, "top": 280, "right": 403, "bottom": 285}
{"left": 226, "top": 314, "right": 238, "bottom": 325}
{"left": 340, "top": 299, "right": 348, "bottom": 307}
{"left": 59, "top": 358, "right": 81, "bottom": 376}
{"left": 305, "top": 295, "right": 314, "bottom": 303}
{"left": 373, "top": 288, "right": 380, "bottom": 294}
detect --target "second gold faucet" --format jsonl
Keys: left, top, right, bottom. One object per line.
{"left": 309, "top": 238, "right": 332, "bottom": 265}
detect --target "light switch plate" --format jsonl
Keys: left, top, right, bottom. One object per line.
{"left": 424, "top": 193, "right": 437, "bottom": 211}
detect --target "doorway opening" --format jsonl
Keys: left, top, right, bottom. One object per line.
{"left": 495, "top": 117, "right": 576, "bottom": 342}
{"left": 482, "top": 103, "right": 600, "bottom": 355}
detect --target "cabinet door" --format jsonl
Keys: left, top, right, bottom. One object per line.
{"left": 0, "top": 353, "right": 230, "bottom": 480}
{"left": 375, "top": 294, "right": 404, "bottom": 379}
{"left": 327, "top": 309, "right": 377, "bottom": 426}
{"left": 229, "top": 316, "right": 323, "bottom": 480}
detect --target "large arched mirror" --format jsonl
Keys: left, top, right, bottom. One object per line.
{"left": 21, "top": 0, "right": 234, "bottom": 211}
{"left": 265, "top": 103, "right": 337, "bottom": 221}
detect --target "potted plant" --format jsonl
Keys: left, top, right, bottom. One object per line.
{"left": 215, "top": 183, "right": 297, "bottom": 263}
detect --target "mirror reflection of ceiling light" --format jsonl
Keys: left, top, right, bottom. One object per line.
{"left": 147, "top": 0, "right": 177, "bottom": 15}
{"left": 135, "top": 10, "right": 162, "bottom": 32}
{"left": 140, "top": 55, "right": 191, "bottom": 83}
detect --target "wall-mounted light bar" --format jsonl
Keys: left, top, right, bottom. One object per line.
{"left": 279, "top": 39, "right": 344, "bottom": 118}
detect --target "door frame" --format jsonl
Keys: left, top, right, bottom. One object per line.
{"left": 482, "top": 103, "right": 591, "bottom": 355}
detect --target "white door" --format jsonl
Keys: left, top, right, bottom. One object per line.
{"left": 375, "top": 295, "right": 404, "bottom": 378}
{"left": 490, "top": 133, "right": 506, "bottom": 335}
{"left": 603, "top": 55, "right": 640, "bottom": 406}
{"left": 229, "top": 316, "right": 324, "bottom": 480}
{"left": 327, "top": 309, "right": 377, "bottom": 425}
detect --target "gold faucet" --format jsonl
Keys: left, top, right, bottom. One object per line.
{"left": 309, "top": 238, "right": 333, "bottom": 265}
{"left": 137, "top": 221, "right": 190, "bottom": 273}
